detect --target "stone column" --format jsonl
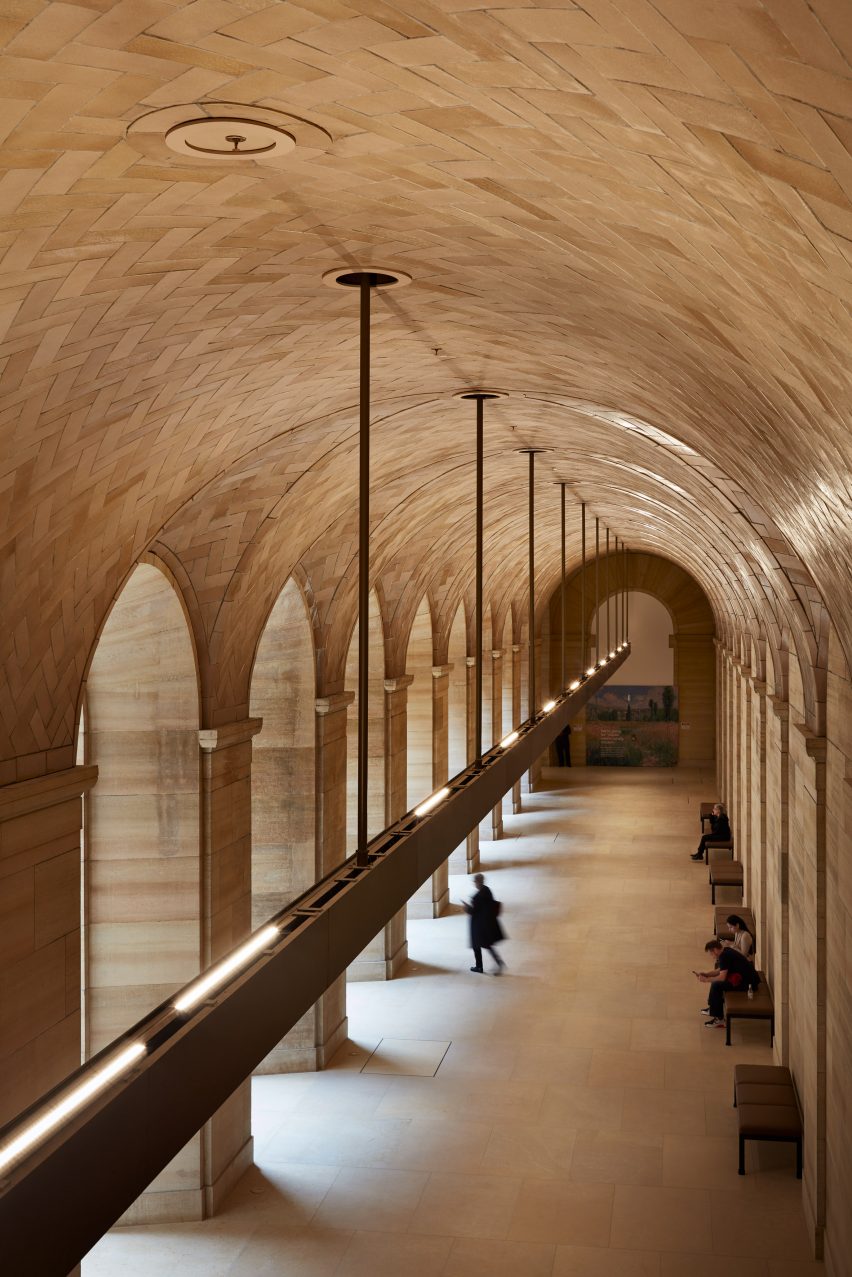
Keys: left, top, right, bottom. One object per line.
{"left": 528, "top": 639, "right": 543, "bottom": 793}
{"left": 769, "top": 695, "right": 790, "bottom": 1063}
{"left": 313, "top": 693, "right": 352, "bottom": 1064}
{"left": 197, "top": 718, "right": 261, "bottom": 1217}
{"left": 743, "top": 675, "right": 753, "bottom": 904}
{"left": 490, "top": 650, "right": 504, "bottom": 839}
{"left": 430, "top": 665, "right": 451, "bottom": 917}
{"left": 383, "top": 676, "right": 410, "bottom": 971}
{"left": 465, "top": 655, "right": 480, "bottom": 871}
{"left": 511, "top": 644, "right": 523, "bottom": 810}
{"left": 0, "top": 765, "right": 97, "bottom": 1130}
{"left": 752, "top": 681, "right": 768, "bottom": 949}
{"left": 346, "top": 679, "right": 409, "bottom": 980}
{"left": 802, "top": 730, "right": 828, "bottom": 1260}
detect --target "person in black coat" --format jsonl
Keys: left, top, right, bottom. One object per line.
{"left": 554, "top": 723, "right": 572, "bottom": 766}
{"left": 463, "top": 873, "right": 505, "bottom": 974}
{"left": 691, "top": 803, "right": 731, "bottom": 861}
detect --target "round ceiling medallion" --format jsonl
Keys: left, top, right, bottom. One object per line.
{"left": 321, "top": 267, "right": 412, "bottom": 290}
{"left": 165, "top": 117, "right": 295, "bottom": 159}
{"left": 126, "top": 102, "right": 331, "bottom": 166}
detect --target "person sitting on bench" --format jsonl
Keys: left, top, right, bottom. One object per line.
{"left": 721, "top": 914, "right": 754, "bottom": 958}
{"left": 694, "top": 939, "right": 759, "bottom": 1028}
{"left": 691, "top": 802, "right": 731, "bottom": 861}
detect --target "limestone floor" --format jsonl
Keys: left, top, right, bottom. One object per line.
{"left": 84, "top": 769, "right": 824, "bottom": 1276}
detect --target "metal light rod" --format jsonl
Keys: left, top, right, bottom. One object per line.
{"left": 357, "top": 275, "right": 371, "bottom": 866}
{"left": 560, "top": 483, "right": 566, "bottom": 691}
{"left": 595, "top": 516, "right": 600, "bottom": 665}
{"left": 581, "top": 502, "right": 586, "bottom": 670}
{"left": 606, "top": 526, "right": 611, "bottom": 657}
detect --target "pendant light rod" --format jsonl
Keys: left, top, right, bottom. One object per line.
{"left": 456, "top": 390, "right": 507, "bottom": 760}
{"left": 560, "top": 483, "right": 566, "bottom": 691}
{"left": 614, "top": 535, "right": 620, "bottom": 646}
{"left": 475, "top": 396, "right": 484, "bottom": 759}
{"left": 595, "top": 517, "right": 600, "bottom": 666}
{"left": 518, "top": 448, "right": 547, "bottom": 714}
{"left": 581, "top": 502, "right": 586, "bottom": 670}
{"left": 357, "top": 275, "right": 371, "bottom": 866}
{"left": 606, "top": 526, "right": 611, "bottom": 657}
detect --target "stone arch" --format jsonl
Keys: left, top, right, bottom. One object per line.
{"left": 550, "top": 551, "right": 716, "bottom": 765}
{"left": 249, "top": 575, "right": 318, "bottom": 1071}
{"left": 82, "top": 561, "right": 203, "bottom": 1217}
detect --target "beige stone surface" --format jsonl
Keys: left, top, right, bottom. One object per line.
{"left": 83, "top": 769, "right": 819, "bottom": 1274}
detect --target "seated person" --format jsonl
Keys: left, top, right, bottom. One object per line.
{"left": 694, "top": 939, "right": 759, "bottom": 1028}
{"left": 691, "top": 802, "right": 731, "bottom": 861}
{"left": 721, "top": 913, "right": 753, "bottom": 958}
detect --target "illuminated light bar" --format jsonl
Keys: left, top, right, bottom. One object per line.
{"left": 0, "top": 1041, "right": 146, "bottom": 1176}
{"left": 174, "top": 925, "right": 280, "bottom": 1013}
{"left": 500, "top": 730, "right": 519, "bottom": 748}
{"left": 414, "top": 786, "right": 450, "bottom": 818}
{"left": 609, "top": 651, "right": 616, "bottom": 659}
{"left": 586, "top": 667, "right": 596, "bottom": 677}
{"left": 542, "top": 699, "right": 556, "bottom": 712}
{"left": 569, "top": 679, "right": 581, "bottom": 691}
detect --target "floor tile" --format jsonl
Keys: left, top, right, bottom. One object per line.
{"left": 507, "top": 1179, "right": 614, "bottom": 1246}
{"left": 362, "top": 1037, "right": 450, "bottom": 1076}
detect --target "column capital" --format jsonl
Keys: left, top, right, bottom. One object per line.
{"left": 0, "top": 763, "right": 98, "bottom": 822}
{"left": 769, "top": 695, "right": 789, "bottom": 720}
{"left": 316, "top": 691, "right": 355, "bottom": 716}
{"left": 384, "top": 674, "right": 414, "bottom": 694}
{"left": 431, "top": 664, "right": 453, "bottom": 678}
{"left": 490, "top": 649, "right": 504, "bottom": 660}
{"left": 796, "top": 724, "right": 827, "bottom": 763}
{"left": 466, "top": 656, "right": 477, "bottom": 667}
{"left": 198, "top": 718, "right": 262, "bottom": 752}
{"left": 751, "top": 679, "right": 767, "bottom": 694}
{"left": 512, "top": 644, "right": 523, "bottom": 653}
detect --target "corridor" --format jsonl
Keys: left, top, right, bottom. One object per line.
{"left": 84, "top": 770, "right": 820, "bottom": 1276}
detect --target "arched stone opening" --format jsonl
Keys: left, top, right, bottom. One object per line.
{"left": 547, "top": 551, "right": 716, "bottom": 766}
{"left": 82, "top": 561, "right": 204, "bottom": 1221}
{"left": 406, "top": 596, "right": 442, "bottom": 919}
{"left": 249, "top": 577, "right": 318, "bottom": 1071}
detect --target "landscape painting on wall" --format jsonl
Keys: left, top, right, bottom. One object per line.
{"left": 585, "top": 685, "right": 679, "bottom": 767}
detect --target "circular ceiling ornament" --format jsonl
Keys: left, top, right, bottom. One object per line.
{"left": 452, "top": 389, "right": 509, "bottom": 400}
{"left": 164, "top": 117, "right": 295, "bottom": 159}
{"left": 321, "top": 268, "right": 412, "bottom": 290}
{"left": 126, "top": 102, "right": 331, "bottom": 165}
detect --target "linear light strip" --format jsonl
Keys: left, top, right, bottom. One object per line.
{"left": 174, "top": 925, "right": 280, "bottom": 1013}
{"left": 413, "top": 787, "right": 450, "bottom": 818}
{"left": 499, "top": 730, "right": 519, "bottom": 748}
{"left": 0, "top": 1042, "right": 146, "bottom": 1176}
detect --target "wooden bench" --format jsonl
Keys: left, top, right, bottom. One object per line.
{"left": 699, "top": 801, "right": 716, "bottom": 831}
{"left": 733, "top": 1063, "right": 802, "bottom": 1178}
{"left": 724, "top": 971, "right": 773, "bottom": 1045}
{"left": 707, "top": 847, "right": 735, "bottom": 880}
{"left": 703, "top": 836, "right": 733, "bottom": 865}
{"left": 710, "top": 859, "right": 743, "bottom": 903}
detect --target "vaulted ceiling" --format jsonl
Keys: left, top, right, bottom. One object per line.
{"left": 1, "top": 0, "right": 850, "bottom": 771}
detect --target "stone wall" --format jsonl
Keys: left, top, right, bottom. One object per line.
{"left": 719, "top": 626, "right": 852, "bottom": 1271}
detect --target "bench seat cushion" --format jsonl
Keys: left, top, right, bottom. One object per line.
{"left": 736, "top": 1083, "right": 796, "bottom": 1106}
{"left": 734, "top": 1064, "right": 792, "bottom": 1087}
{"left": 725, "top": 992, "right": 772, "bottom": 1017}
{"left": 711, "top": 863, "right": 743, "bottom": 884}
{"left": 738, "top": 1104, "right": 802, "bottom": 1138}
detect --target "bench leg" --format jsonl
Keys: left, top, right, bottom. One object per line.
{"left": 796, "top": 1138, "right": 802, "bottom": 1179}
{"left": 711, "top": 883, "right": 716, "bottom": 904}
{"left": 726, "top": 1015, "right": 732, "bottom": 1046}
{"left": 738, "top": 1136, "right": 745, "bottom": 1175}
{"left": 770, "top": 1014, "right": 775, "bottom": 1046}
